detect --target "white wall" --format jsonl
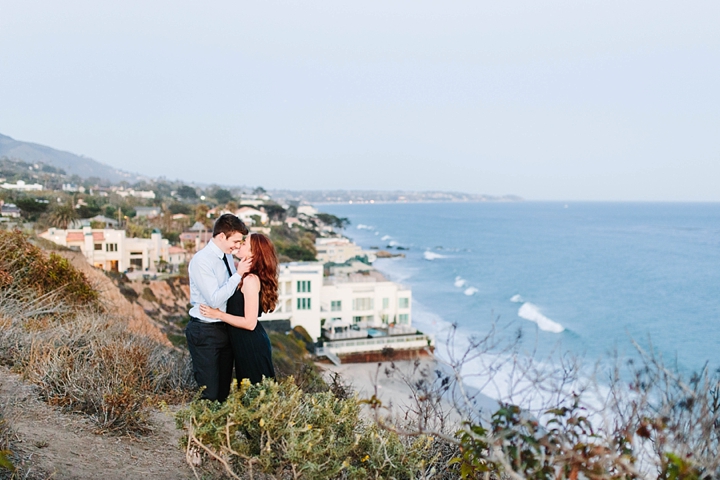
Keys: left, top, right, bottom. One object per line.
{"left": 261, "top": 262, "right": 324, "bottom": 340}
{"left": 321, "top": 280, "right": 412, "bottom": 328}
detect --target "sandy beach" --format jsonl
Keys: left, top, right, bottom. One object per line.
{"left": 320, "top": 357, "right": 498, "bottom": 424}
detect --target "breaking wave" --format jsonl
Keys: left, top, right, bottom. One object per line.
{"left": 510, "top": 294, "right": 524, "bottom": 303}
{"left": 356, "top": 224, "right": 374, "bottom": 230}
{"left": 423, "top": 251, "right": 446, "bottom": 260}
{"left": 464, "top": 287, "right": 478, "bottom": 296}
{"left": 454, "top": 276, "right": 467, "bottom": 288}
{"left": 517, "top": 303, "right": 564, "bottom": 333}
{"left": 381, "top": 235, "right": 391, "bottom": 241}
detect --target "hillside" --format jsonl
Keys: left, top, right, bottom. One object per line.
{"left": 0, "top": 133, "right": 143, "bottom": 183}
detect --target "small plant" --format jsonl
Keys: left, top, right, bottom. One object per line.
{"left": 177, "top": 377, "right": 440, "bottom": 479}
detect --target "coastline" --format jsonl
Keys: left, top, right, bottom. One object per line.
{"left": 320, "top": 357, "right": 498, "bottom": 419}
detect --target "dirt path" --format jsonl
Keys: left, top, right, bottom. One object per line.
{"left": 0, "top": 366, "right": 195, "bottom": 480}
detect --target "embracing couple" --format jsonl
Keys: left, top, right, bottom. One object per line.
{"left": 185, "top": 214, "right": 277, "bottom": 402}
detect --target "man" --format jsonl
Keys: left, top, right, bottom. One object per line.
{"left": 186, "top": 214, "right": 251, "bottom": 401}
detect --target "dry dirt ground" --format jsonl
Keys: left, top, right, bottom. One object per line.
{"left": 0, "top": 366, "right": 195, "bottom": 480}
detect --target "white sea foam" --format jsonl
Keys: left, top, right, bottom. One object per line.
{"left": 518, "top": 303, "right": 564, "bottom": 333}
{"left": 510, "top": 294, "right": 524, "bottom": 303}
{"left": 381, "top": 235, "right": 391, "bottom": 241}
{"left": 356, "top": 224, "right": 374, "bottom": 230}
{"left": 464, "top": 287, "right": 478, "bottom": 296}
{"left": 454, "top": 276, "right": 467, "bottom": 288}
{"left": 388, "top": 240, "right": 399, "bottom": 247}
{"left": 423, "top": 251, "right": 445, "bottom": 261}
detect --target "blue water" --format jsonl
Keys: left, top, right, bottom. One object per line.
{"left": 319, "top": 202, "right": 720, "bottom": 374}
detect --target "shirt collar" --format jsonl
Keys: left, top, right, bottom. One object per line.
{"left": 208, "top": 238, "right": 226, "bottom": 259}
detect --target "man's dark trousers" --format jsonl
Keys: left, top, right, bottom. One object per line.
{"left": 185, "top": 318, "right": 233, "bottom": 402}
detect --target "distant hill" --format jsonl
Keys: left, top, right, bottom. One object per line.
{"left": 269, "top": 189, "right": 523, "bottom": 204}
{"left": 0, "top": 133, "right": 143, "bottom": 183}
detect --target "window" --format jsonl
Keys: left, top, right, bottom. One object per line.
{"left": 285, "top": 282, "right": 291, "bottom": 295}
{"left": 353, "top": 316, "right": 362, "bottom": 324}
{"left": 297, "top": 297, "right": 311, "bottom": 310}
{"left": 106, "top": 243, "right": 118, "bottom": 252}
{"left": 398, "top": 297, "right": 410, "bottom": 309}
{"left": 382, "top": 298, "right": 389, "bottom": 309}
{"left": 353, "top": 297, "right": 374, "bottom": 311}
{"left": 331, "top": 300, "right": 342, "bottom": 312}
{"left": 399, "top": 313, "right": 409, "bottom": 324}
{"left": 94, "top": 243, "right": 102, "bottom": 251}
{"left": 381, "top": 314, "right": 389, "bottom": 324}
{"left": 130, "top": 258, "right": 143, "bottom": 268}
{"left": 297, "top": 280, "right": 311, "bottom": 293}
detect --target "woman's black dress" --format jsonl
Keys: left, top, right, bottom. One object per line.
{"left": 226, "top": 287, "right": 275, "bottom": 384}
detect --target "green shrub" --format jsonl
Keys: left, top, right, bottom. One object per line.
{"left": 0, "top": 229, "right": 99, "bottom": 310}
{"left": 177, "top": 377, "right": 439, "bottom": 479}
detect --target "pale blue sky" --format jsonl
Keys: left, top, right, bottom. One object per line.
{"left": 1, "top": 1, "right": 718, "bottom": 200}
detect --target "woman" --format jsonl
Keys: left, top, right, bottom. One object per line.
{"left": 199, "top": 233, "right": 277, "bottom": 384}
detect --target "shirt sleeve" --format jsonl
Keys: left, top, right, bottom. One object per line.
{"left": 190, "top": 257, "right": 241, "bottom": 308}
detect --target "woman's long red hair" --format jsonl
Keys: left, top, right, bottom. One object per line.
{"left": 241, "top": 233, "right": 279, "bottom": 313}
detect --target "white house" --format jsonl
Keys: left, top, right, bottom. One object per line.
{"left": 62, "top": 183, "right": 86, "bottom": 193}
{"left": 1, "top": 180, "right": 43, "bottom": 191}
{"left": 321, "top": 270, "right": 412, "bottom": 330}
{"left": 40, "top": 227, "right": 170, "bottom": 273}
{"left": 0, "top": 203, "right": 21, "bottom": 218}
{"left": 260, "top": 262, "right": 324, "bottom": 340}
{"left": 115, "top": 188, "right": 156, "bottom": 199}
{"left": 168, "top": 246, "right": 190, "bottom": 271}
{"left": 235, "top": 207, "right": 268, "bottom": 226}
{"left": 297, "top": 205, "right": 318, "bottom": 216}
{"left": 135, "top": 206, "right": 161, "bottom": 218}
{"left": 315, "top": 237, "right": 366, "bottom": 264}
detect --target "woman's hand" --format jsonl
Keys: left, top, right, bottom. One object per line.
{"left": 199, "top": 304, "right": 222, "bottom": 320}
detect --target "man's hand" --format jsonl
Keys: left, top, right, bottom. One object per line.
{"left": 235, "top": 255, "right": 253, "bottom": 275}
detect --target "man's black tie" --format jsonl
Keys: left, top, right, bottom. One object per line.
{"left": 222, "top": 254, "right": 233, "bottom": 277}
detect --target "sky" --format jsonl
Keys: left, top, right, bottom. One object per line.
{"left": 1, "top": 1, "right": 719, "bottom": 201}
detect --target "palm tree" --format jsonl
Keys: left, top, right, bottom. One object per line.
{"left": 48, "top": 203, "right": 78, "bottom": 229}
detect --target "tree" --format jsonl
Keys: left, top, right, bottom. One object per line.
{"left": 263, "top": 204, "right": 287, "bottom": 222}
{"left": 48, "top": 203, "right": 78, "bottom": 229}
{"left": 253, "top": 186, "right": 266, "bottom": 195}
{"left": 214, "top": 188, "right": 233, "bottom": 204}
{"left": 15, "top": 197, "right": 49, "bottom": 220}
{"left": 176, "top": 185, "right": 198, "bottom": 200}
{"left": 168, "top": 202, "right": 191, "bottom": 215}
{"left": 316, "top": 213, "right": 350, "bottom": 229}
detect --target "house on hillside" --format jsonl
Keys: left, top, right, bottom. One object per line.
{"left": 315, "top": 237, "right": 376, "bottom": 264}
{"left": 0, "top": 203, "right": 21, "bottom": 218}
{"left": 1, "top": 180, "right": 43, "bottom": 191}
{"left": 168, "top": 246, "right": 190, "bottom": 271}
{"left": 180, "top": 221, "right": 212, "bottom": 252}
{"left": 256, "top": 260, "right": 432, "bottom": 364}
{"left": 135, "top": 206, "right": 161, "bottom": 218}
{"left": 235, "top": 206, "right": 268, "bottom": 226}
{"left": 39, "top": 227, "right": 170, "bottom": 273}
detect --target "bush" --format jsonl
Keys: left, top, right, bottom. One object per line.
{"left": 0, "top": 230, "right": 193, "bottom": 434}
{"left": 177, "top": 377, "right": 440, "bottom": 479}
{"left": 0, "top": 229, "right": 99, "bottom": 310}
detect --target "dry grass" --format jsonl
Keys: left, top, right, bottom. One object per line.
{"left": 0, "top": 230, "right": 194, "bottom": 435}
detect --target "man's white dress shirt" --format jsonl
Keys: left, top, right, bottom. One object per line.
{"left": 188, "top": 239, "right": 241, "bottom": 323}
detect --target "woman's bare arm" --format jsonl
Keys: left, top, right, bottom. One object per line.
{"left": 198, "top": 275, "right": 260, "bottom": 330}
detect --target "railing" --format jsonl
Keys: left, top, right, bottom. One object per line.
{"left": 315, "top": 346, "right": 342, "bottom": 366}
{"left": 322, "top": 333, "right": 434, "bottom": 356}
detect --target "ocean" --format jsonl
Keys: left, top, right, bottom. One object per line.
{"left": 318, "top": 202, "right": 720, "bottom": 383}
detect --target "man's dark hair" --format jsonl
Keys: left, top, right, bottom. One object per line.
{"left": 213, "top": 214, "right": 248, "bottom": 237}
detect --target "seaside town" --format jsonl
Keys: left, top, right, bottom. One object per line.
{"left": 0, "top": 157, "right": 433, "bottom": 366}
